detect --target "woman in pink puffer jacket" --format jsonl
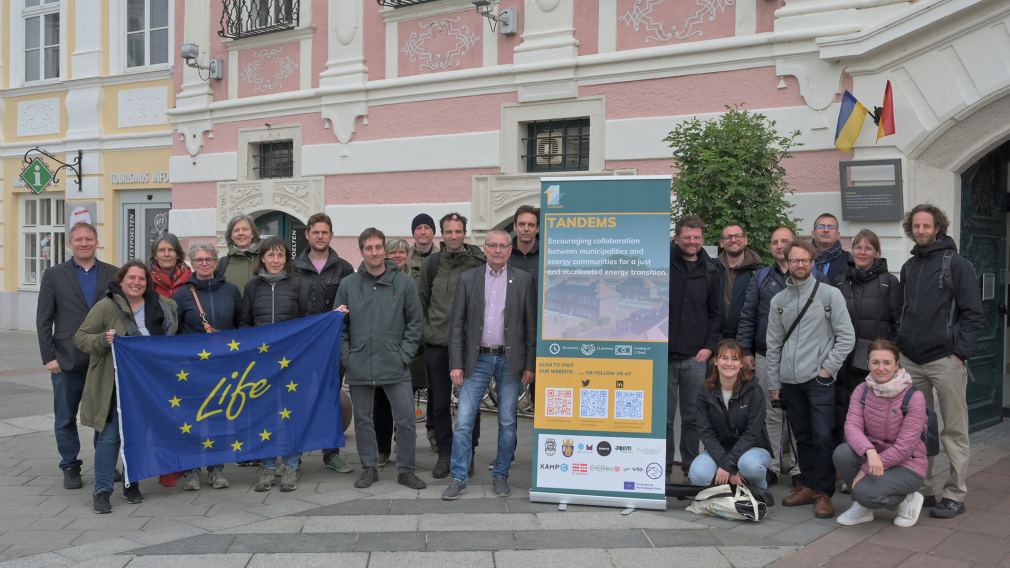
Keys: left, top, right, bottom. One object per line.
{"left": 833, "top": 339, "right": 928, "bottom": 528}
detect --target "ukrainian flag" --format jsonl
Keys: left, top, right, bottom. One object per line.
{"left": 834, "top": 91, "right": 870, "bottom": 152}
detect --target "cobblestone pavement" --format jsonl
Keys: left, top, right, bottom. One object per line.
{"left": 1, "top": 330, "right": 1007, "bottom": 567}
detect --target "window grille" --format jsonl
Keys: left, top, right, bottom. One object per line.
{"left": 219, "top": 0, "right": 299, "bottom": 39}
{"left": 253, "top": 141, "right": 294, "bottom": 179}
{"left": 375, "top": 0, "right": 441, "bottom": 7}
{"left": 522, "top": 118, "right": 590, "bottom": 173}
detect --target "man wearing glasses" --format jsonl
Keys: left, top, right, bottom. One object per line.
{"left": 666, "top": 215, "right": 721, "bottom": 480}
{"left": 810, "top": 213, "right": 852, "bottom": 282}
{"left": 441, "top": 230, "right": 536, "bottom": 500}
{"left": 716, "top": 224, "right": 762, "bottom": 340}
{"left": 766, "top": 240, "right": 854, "bottom": 519}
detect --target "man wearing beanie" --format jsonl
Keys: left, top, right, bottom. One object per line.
{"left": 408, "top": 213, "right": 438, "bottom": 451}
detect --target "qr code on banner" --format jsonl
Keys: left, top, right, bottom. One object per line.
{"left": 615, "top": 390, "right": 645, "bottom": 420}
{"left": 580, "top": 389, "right": 609, "bottom": 419}
{"left": 544, "top": 388, "right": 573, "bottom": 417}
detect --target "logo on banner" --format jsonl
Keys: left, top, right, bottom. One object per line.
{"left": 580, "top": 344, "right": 596, "bottom": 356}
{"left": 572, "top": 463, "right": 588, "bottom": 475}
{"left": 545, "top": 185, "right": 562, "bottom": 206}
{"left": 646, "top": 463, "right": 664, "bottom": 480}
{"left": 562, "top": 439, "right": 575, "bottom": 457}
{"left": 540, "top": 463, "right": 562, "bottom": 471}
{"left": 549, "top": 343, "right": 561, "bottom": 354}
{"left": 544, "top": 438, "right": 557, "bottom": 456}
{"left": 614, "top": 444, "right": 632, "bottom": 454}
{"left": 561, "top": 464, "right": 569, "bottom": 472}
{"left": 624, "top": 481, "right": 636, "bottom": 490}
{"left": 577, "top": 442, "right": 593, "bottom": 453}
{"left": 597, "top": 441, "right": 612, "bottom": 456}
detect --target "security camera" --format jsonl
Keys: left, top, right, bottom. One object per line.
{"left": 180, "top": 43, "right": 200, "bottom": 64}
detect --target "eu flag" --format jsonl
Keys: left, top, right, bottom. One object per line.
{"left": 113, "top": 311, "right": 344, "bottom": 483}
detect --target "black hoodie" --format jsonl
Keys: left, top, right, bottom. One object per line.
{"left": 896, "top": 236, "right": 983, "bottom": 364}
{"left": 668, "top": 244, "right": 721, "bottom": 358}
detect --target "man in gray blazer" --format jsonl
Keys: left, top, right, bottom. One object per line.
{"left": 36, "top": 222, "right": 117, "bottom": 490}
{"left": 442, "top": 229, "right": 536, "bottom": 500}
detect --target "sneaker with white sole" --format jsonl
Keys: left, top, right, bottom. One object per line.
{"left": 837, "top": 501, "right": 874, "bottom": 526}
{"left": 253, "top": 468, "right": 276, "bottom": 492}
{"left": 279, "top": 466, "right": 298, "bottom": 492}
{"left": 182, "top": 469, "right": 201, "bottom": 491}
{"left": 894, "top": 492, "right": 924, "bottom": 527}
{"left": 209, "top": 468, "right": 229, "bottom": 489}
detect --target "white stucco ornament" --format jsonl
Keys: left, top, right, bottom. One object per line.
{"left": 401, "top": 17, "right": 480, "bottom": 72}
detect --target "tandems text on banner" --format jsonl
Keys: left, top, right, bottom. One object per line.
{"left": 112, "top": 311, "right": 344, "bottom": 483}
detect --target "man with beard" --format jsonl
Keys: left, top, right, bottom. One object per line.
{"left": 896, "top": 204, "right": 982, "bottom": 519}
{"left": 666, "top": 215, "right": 721, "bottom": 479}
{"left": 716, "top": 223, "right": 762, "bottom": 340}
{"left": 810, "top": 213, "right": 852, "bottom": 282}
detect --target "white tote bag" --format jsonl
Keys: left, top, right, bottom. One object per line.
{"left": 686, "top": 483, "right": 768, "bottom": 522}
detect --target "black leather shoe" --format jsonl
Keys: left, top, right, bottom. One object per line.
{"left": 929, "top": 498, "right": 965, "bottom": 518}
{"left": 922, "top": 495, "right": 937, "bottom": 508}
{"left": 93, "top": 491, "right": 112, "bottom": 514}
{"left": 63, "top": 468, "right": 83, "bottom": 490}
{"left": 433, "top": 455, "right": 450, "bottom": 479}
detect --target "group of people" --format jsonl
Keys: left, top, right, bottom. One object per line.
{"left": 673, "top": 204, "right": 981, "bottom": 529}
{"left": 36, "top": 205, "right": 543, "bottom": 513}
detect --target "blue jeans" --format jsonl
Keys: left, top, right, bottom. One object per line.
{"left": 781, "top": 376, "right": 836, "bottom": 495}
{"left": 93, "top": 410, "right": 120, "bottom": 496}
{"left": 52, "top": 370, "right": 86, "bottom": 471}
{"left": 667, "top": 357, "right": 706, "bottom": 475}
{"left": 450, "top": 353, "right": 521, "bottom": 482}
{"left": 261, "top": 454, "right": 301, "bottom": 471}
{"left": 688, "top": 448, "right": 772, "bottom": 489}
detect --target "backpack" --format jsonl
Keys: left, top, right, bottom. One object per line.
{"left": 860, "top": 384, "right": 940, "bottom": 456}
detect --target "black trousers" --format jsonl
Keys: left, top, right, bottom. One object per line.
{"left": 781, "top": 376, "right": 837, "bottom": 496}
{"left": 425, "top": 344, "right": 480, "bottom": 457}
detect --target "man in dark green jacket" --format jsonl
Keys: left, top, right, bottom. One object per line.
{"left": 335, "top": 228, "right": 426, "bottom": 491}
{"left": 417, "top": 212, "right": 486, "bottom": 478}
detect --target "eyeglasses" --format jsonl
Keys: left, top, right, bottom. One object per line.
{"left": 485, "top": 243, "right": 511, "bottom": 250}
{"left": 192, "top": 258, "right": 217, "bottom": 264}
{"left": 787, "top": 258, "right": 812, "bottom": 266}
{"left": 815, "top": 224, "right": 837, "bottom": 231}
{"left": 720, "top": 233, "right": 745, "bottom": 241}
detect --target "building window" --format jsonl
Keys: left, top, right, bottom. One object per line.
{"left": 126, "top": 0, "right": 169, "bottom": 68}
{"left": 523, "top": 118, "right": 591, "bottom": 173}
{"left": 21, "top": 195, "right": 66, "bottom": 287}
{"left": 219, "top": 0, "right": 299, "bottom": 39}
{"left": 24, "top": 0, "right": 61, "bottom": 82}
{"left": 253, "top": 141, "right": 294, "bottom": 179}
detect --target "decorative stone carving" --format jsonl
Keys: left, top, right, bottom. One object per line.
{"left": 320, "top": 100, "right": 367, "bottom": 145}
{"left": 17, "top": 98, "right": 60, "bottom": 137}
{"left": 241, "top": 48, "right": 298, "bottom": 94}
{"left": 176, "top": 120, "right": 214, "bottom": 157}
{"left": 619, "top": 0, "right": 735, "bottom": 43}
{"left": 118, "top": 86, "right": 168, "bottom": 128}
{"left": 775, "top": 54, "right": 843, "bottom": 111}
{"left": 216, "top": 177, "right": 325, "bottom": 245}
{"left": 401, "top": 17, "right": 480, "bottom": 72}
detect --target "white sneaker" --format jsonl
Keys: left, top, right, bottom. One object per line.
{"left": 893, "top": 492, "right": 924, "bottom": 527}
{"left": 837, "top": 501, "right": 874, "bottom": 526}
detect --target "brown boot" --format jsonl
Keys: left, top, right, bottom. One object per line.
{"left": 814, "top": 493, "right": 835, "bottom": 518}
{"left": 782, "top": 485, "right": 817, "bottom": 507}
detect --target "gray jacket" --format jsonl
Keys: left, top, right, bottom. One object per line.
{"left": 766, "top": 275, "right": 855, "bottom": 391}
{"left": 448, "top": 264, "right": 536, "bottom": 381}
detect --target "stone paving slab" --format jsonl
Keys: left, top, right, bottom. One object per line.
{"left": 609, "top": 546, "right": 732, "bottom": 568}
{"left": 368, "top": 551, "right": 495, "bottom": 568}
{"left": 496, "top": 548, "right": 614, "bottom": 568}
{"left": 246, "top": 552, "right": 369, "bottom": 568}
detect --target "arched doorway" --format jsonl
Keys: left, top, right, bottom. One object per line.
{"left": 959, "top": 140, "right": 1010, "bottom": 432}
{"left": 255, "top": 211, "right": 306, "bottom": 260}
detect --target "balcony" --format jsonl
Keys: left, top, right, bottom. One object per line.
{"left": 219, "top": 0, "right": 300, "bottom": 40}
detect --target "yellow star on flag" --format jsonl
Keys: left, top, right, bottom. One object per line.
{"left": 258, "top": 343, "right": 270, "bottom": 353}
{"left": 227, "top": 339, "right": 240, "bottom": 351}
{"left": 169, "top": 395, "right": 182, "bottom": 408}
{"left": 259, "top": 429, "right": 272, "bottom": 441}
{"left": 231, "top": 440, "right": 243, "bottom": 451}
{"left": 179, "top": 422, "right": 192, "bottom": 434}
{"left": 279, "top": 408, "right": 292, "bottom": 420}
{"left": 278, "top": 357, "right": 291, "bottom": 369}
{"left": 286, "top": 380, "right": 298, "bottom": 392}
{"left": 202, "top": 438, "right": 215, "bottom": 449}
{"left": 176, "top": 370, "right": 189, "bottom": 382}
{"left": 198, "top": 349, "right": 211, "bottom": 360}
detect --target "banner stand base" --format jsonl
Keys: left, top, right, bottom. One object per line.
{"left": 529, "top": 491, "right": 666, "bottom": 511}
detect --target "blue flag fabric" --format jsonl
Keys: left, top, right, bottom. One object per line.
{"left": 113, "top": 311, "right": 344, "bottom": 483}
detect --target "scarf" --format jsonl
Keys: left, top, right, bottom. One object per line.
{"left": 149, "top": 263, "right": 193, "bottom": 297}
{"left": 257, "top": 269, "right": 287, "bottom": 284}
{"left": 865, "top": 367, "right": 913, "bottom": 398}
{"left": 815, "top": 241, "right": 845, "bottom": 266}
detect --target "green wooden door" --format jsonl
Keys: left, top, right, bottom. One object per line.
{"left": 959, "top": 142, "right": 1008, "bottom": 432}
{"left": 255, "top": 211, "right": 307, "bottom": 261}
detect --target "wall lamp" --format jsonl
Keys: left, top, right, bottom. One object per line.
{"left": 472, "top": 0, "right": 517, "bottom": 35}
{"left": 180, "top": 43, "right": 224, "bottom": 81}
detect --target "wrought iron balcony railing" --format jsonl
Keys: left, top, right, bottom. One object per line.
{"left": 219, "top": 0, "right": 300, "bottom": 39}
{"left": 375, "top": 0, "right": 442, "bottom": 7}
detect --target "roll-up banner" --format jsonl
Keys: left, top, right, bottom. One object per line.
{"left": 531, "top": 176, "right": 672, "bottom": 510}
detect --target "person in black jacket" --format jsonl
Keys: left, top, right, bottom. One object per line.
{"left": 667, "top": 215, "right": 721, "bottom": 479}
{"left": 830, "top": 229, "right": 901, "bottom": 442}
{"left": 241, "top": 236, "right": 310, "bottom": 492}
{"left": 811, "top": 213, "right": 852, "bottom": 282}
{"left": 174, "top": 243, "right": 243, "bottom": 491}
{"left": 689, "top": 339, "right": 772, "bottom": 489}
{"left": 716, "top": 223, "right": 762, "bottom": 339}
{"left": 896, "top": 204, "right": 982, "bottom": 519}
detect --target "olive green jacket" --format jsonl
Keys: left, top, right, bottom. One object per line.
{"left": 417, "top": 243, "right": 486, "bottom": 346}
